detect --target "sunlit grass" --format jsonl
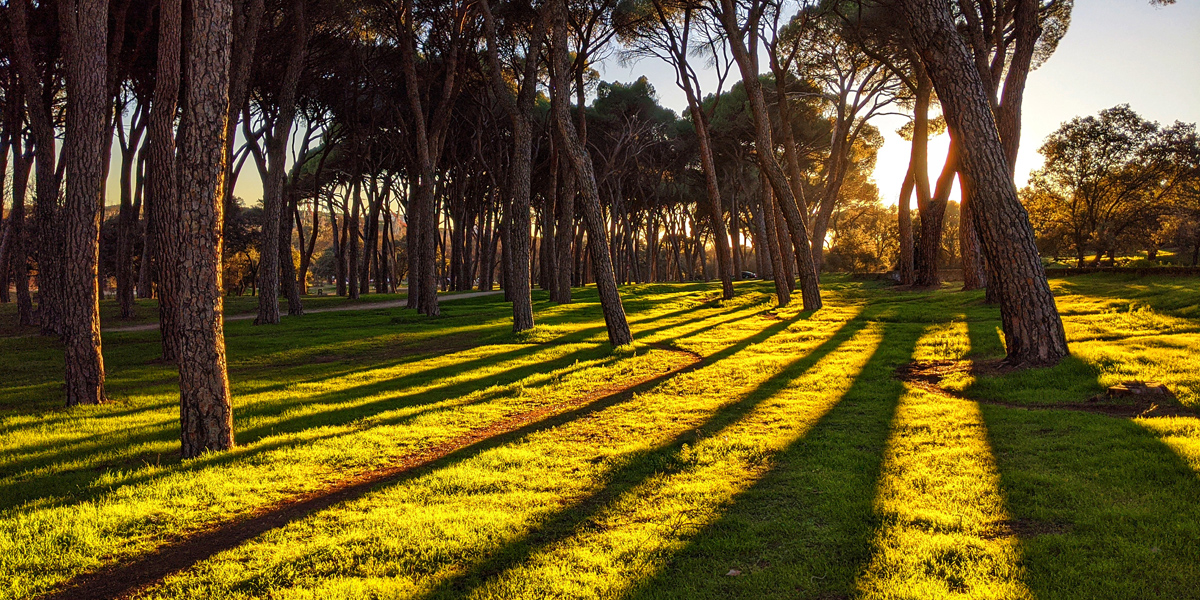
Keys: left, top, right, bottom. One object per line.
{"left": 1, "top": 274, "right": 1199, "bottom": 599}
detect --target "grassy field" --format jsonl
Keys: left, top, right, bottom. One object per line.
{"left": 1, "top": 274, "right": 1198, "bottom": 599}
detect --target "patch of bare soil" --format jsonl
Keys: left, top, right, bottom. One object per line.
{"left": 982, "top": 518, "right": 1073, "bottom": 540}
{"left": 35, "top": 347, "right": 703, "bottom": 600}
{"left": 895, "top": 360, "right": 1195, "bottom": 419}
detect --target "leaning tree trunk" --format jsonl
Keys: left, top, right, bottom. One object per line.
{"left": 549, "top": 0, "right": 631, "bottom": 346}
{"left": 59, "top": 0, "right": 109, "bottom": 406}
{"left": 687, "top": 101, "right": 735, "bottom": 300}
{"left": 717, "top": 0, "right": 821, "bottom": 310}
{"left": 759, "top": 175, "right": 790, "bottom": 302}
{"left": 899, "top": 0, "right": 1067, "bottom": 366}
{"left": 177, "top": 0, "right": 236, "bottom": 458}
{"left": 148, "top": 0, "right": 183, "bottom": 362}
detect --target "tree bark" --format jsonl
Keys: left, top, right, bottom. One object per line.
{"left": 8, "top": 138, "right": 35, "bottom": 326}
{"left": 481, "top": 0, "right": 538, "bottom": 331}
{"left": 759, "top": 174, "right": 790, "bottom": 302}
{"left": 899, "top": 0, "right": 1067, "bottom": 366}
{"left": 549, "top": 0, "right": 631, "bottom": 345}
{"left": 717, "top": 0, "right": 821, "bottom": 310}
{"left": 148, "top": 0, "right": 183, "bottom": 362}
{"left": 10, "top": 0, "right": 63, "bottom": 335}
{"left": 59, "top": 0, "right": 110, "bottom": 406}
{"left": 915, "top": 137, "right": 959, "bottom": 286}
{"left": 897, "top": 165, "right": 915, "bottom": 283}
{"left": 177, "top": 0, "right": 235, "bottom": 458}
{"left": 255, "top": 0, "right": 308, "bottom": 324}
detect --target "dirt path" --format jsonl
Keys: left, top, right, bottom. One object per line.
{"left": 34, "top": 344, "right": 704, "bottom": 600}
{"left": 895, "top": 359, "right": 1195, "bottom": 418}
{"left": 105, "top": 290, "right": 503, "bottom": 333}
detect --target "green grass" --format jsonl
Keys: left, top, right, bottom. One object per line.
{"left": 1, "top": 275, "right": 1198, "bottom": 599}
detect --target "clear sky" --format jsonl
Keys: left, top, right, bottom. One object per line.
{"left": 108, "top": 1, "right": 1199, "bottom": 208}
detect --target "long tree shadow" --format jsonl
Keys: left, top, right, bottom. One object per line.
{"left": 3, "top": 298, "right": 769, "bottom": 526}
{"left": 964, "top": 317, "right": 1200, "bottom": 599}
{"left": 613, "top": 318, "right": 925, "bottom": 600}
{"left": 1, "top": 294, "right": 762, "bottom": 484}
{"left": 33, "top": 306, "right": 794, "bottom": 600}
{"left": 405, "top": 313, "right": 874, "bottom": 600}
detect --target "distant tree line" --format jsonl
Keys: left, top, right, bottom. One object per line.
{"left": 1022, "top": 105, "right": 1200, "bottom": 267}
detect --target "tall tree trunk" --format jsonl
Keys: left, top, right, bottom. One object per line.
{"left": 759, "top": 175, "right": 789, "bottom": 299}
{"left": 553, "top": 130, "right": 576, "bottom": 302}
{"left": 10, "top": 0, "right": 63, "bottom": 335}
{"left": 0, "top": 104, "right": 13, "bottom": 305}
{"left": 549, "top": 0, "right": 631, "bottom": 345}
{"left": 255, "top": 0, "right": 308, "bottom": 324}
{"left": 348, "top": 178, "right": 362, "bottom": 300}
{"left": 280, "top": 187, "right": 303, "bottom": 313}
{"left": 899, "top": 0, "right": 1067, "bottom": 366}
{"left": 9, "top": 140, "right": 35, "bottom": 326}
{"left": 59, "top": 0, "right": 110, "bottom": 406}
{"left": 481, "top": 0, "right": 538, "bottom": 331}
{"left": 148, "top": 0, "right": 183, "bottom": 361}
{"left": 177, "top": 0, "right": 235, "bottom": 458}
{"left": 717, "top": 0, "right": 821, "bottom": 310}
{"left": 897, "top": 165, "right": 915, "bottom": 284}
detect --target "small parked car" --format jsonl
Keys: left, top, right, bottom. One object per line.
{"left": 740, "top": 271, "right": 757, "bottom": 279}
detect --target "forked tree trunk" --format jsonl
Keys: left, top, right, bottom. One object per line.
{"left": 915, "top": 137, "right": 959, "bottom": 286}
{"left": 549, "top": 0, "right": 631, "bottom": 346}
{"left": 116, "top": 104, "right": 147, "bottom": 319}
{"left": 177, "top": 0, "right": 235, "bottom": 458}
{"left": 59, "top": 0, "right": 109, "bottom": 406}
{"left": 899, "top": 0, "right": 1067, "bottom": 366}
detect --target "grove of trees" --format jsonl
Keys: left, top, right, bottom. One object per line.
{"left": 4, "top": 0, "right": 1133, "bottom": 455}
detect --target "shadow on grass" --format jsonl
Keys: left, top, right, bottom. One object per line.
{"left": 35, "top": 307, "right": 783, "bottom": 600}
{"left": 612, "top": 319, "right": 924, "bottom": 600}
{"left": 963, "top": 317, "right": 1200, "bottom": 599}
{"left": 1, "top": 297, "right": 767, "bottom": 518}
{"left": 409, "top": 314, "right": 878, "bottom": 600}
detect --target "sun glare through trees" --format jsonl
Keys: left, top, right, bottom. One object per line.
{"left": 1, "top": 0, "right": 1198, "bottom": 598}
